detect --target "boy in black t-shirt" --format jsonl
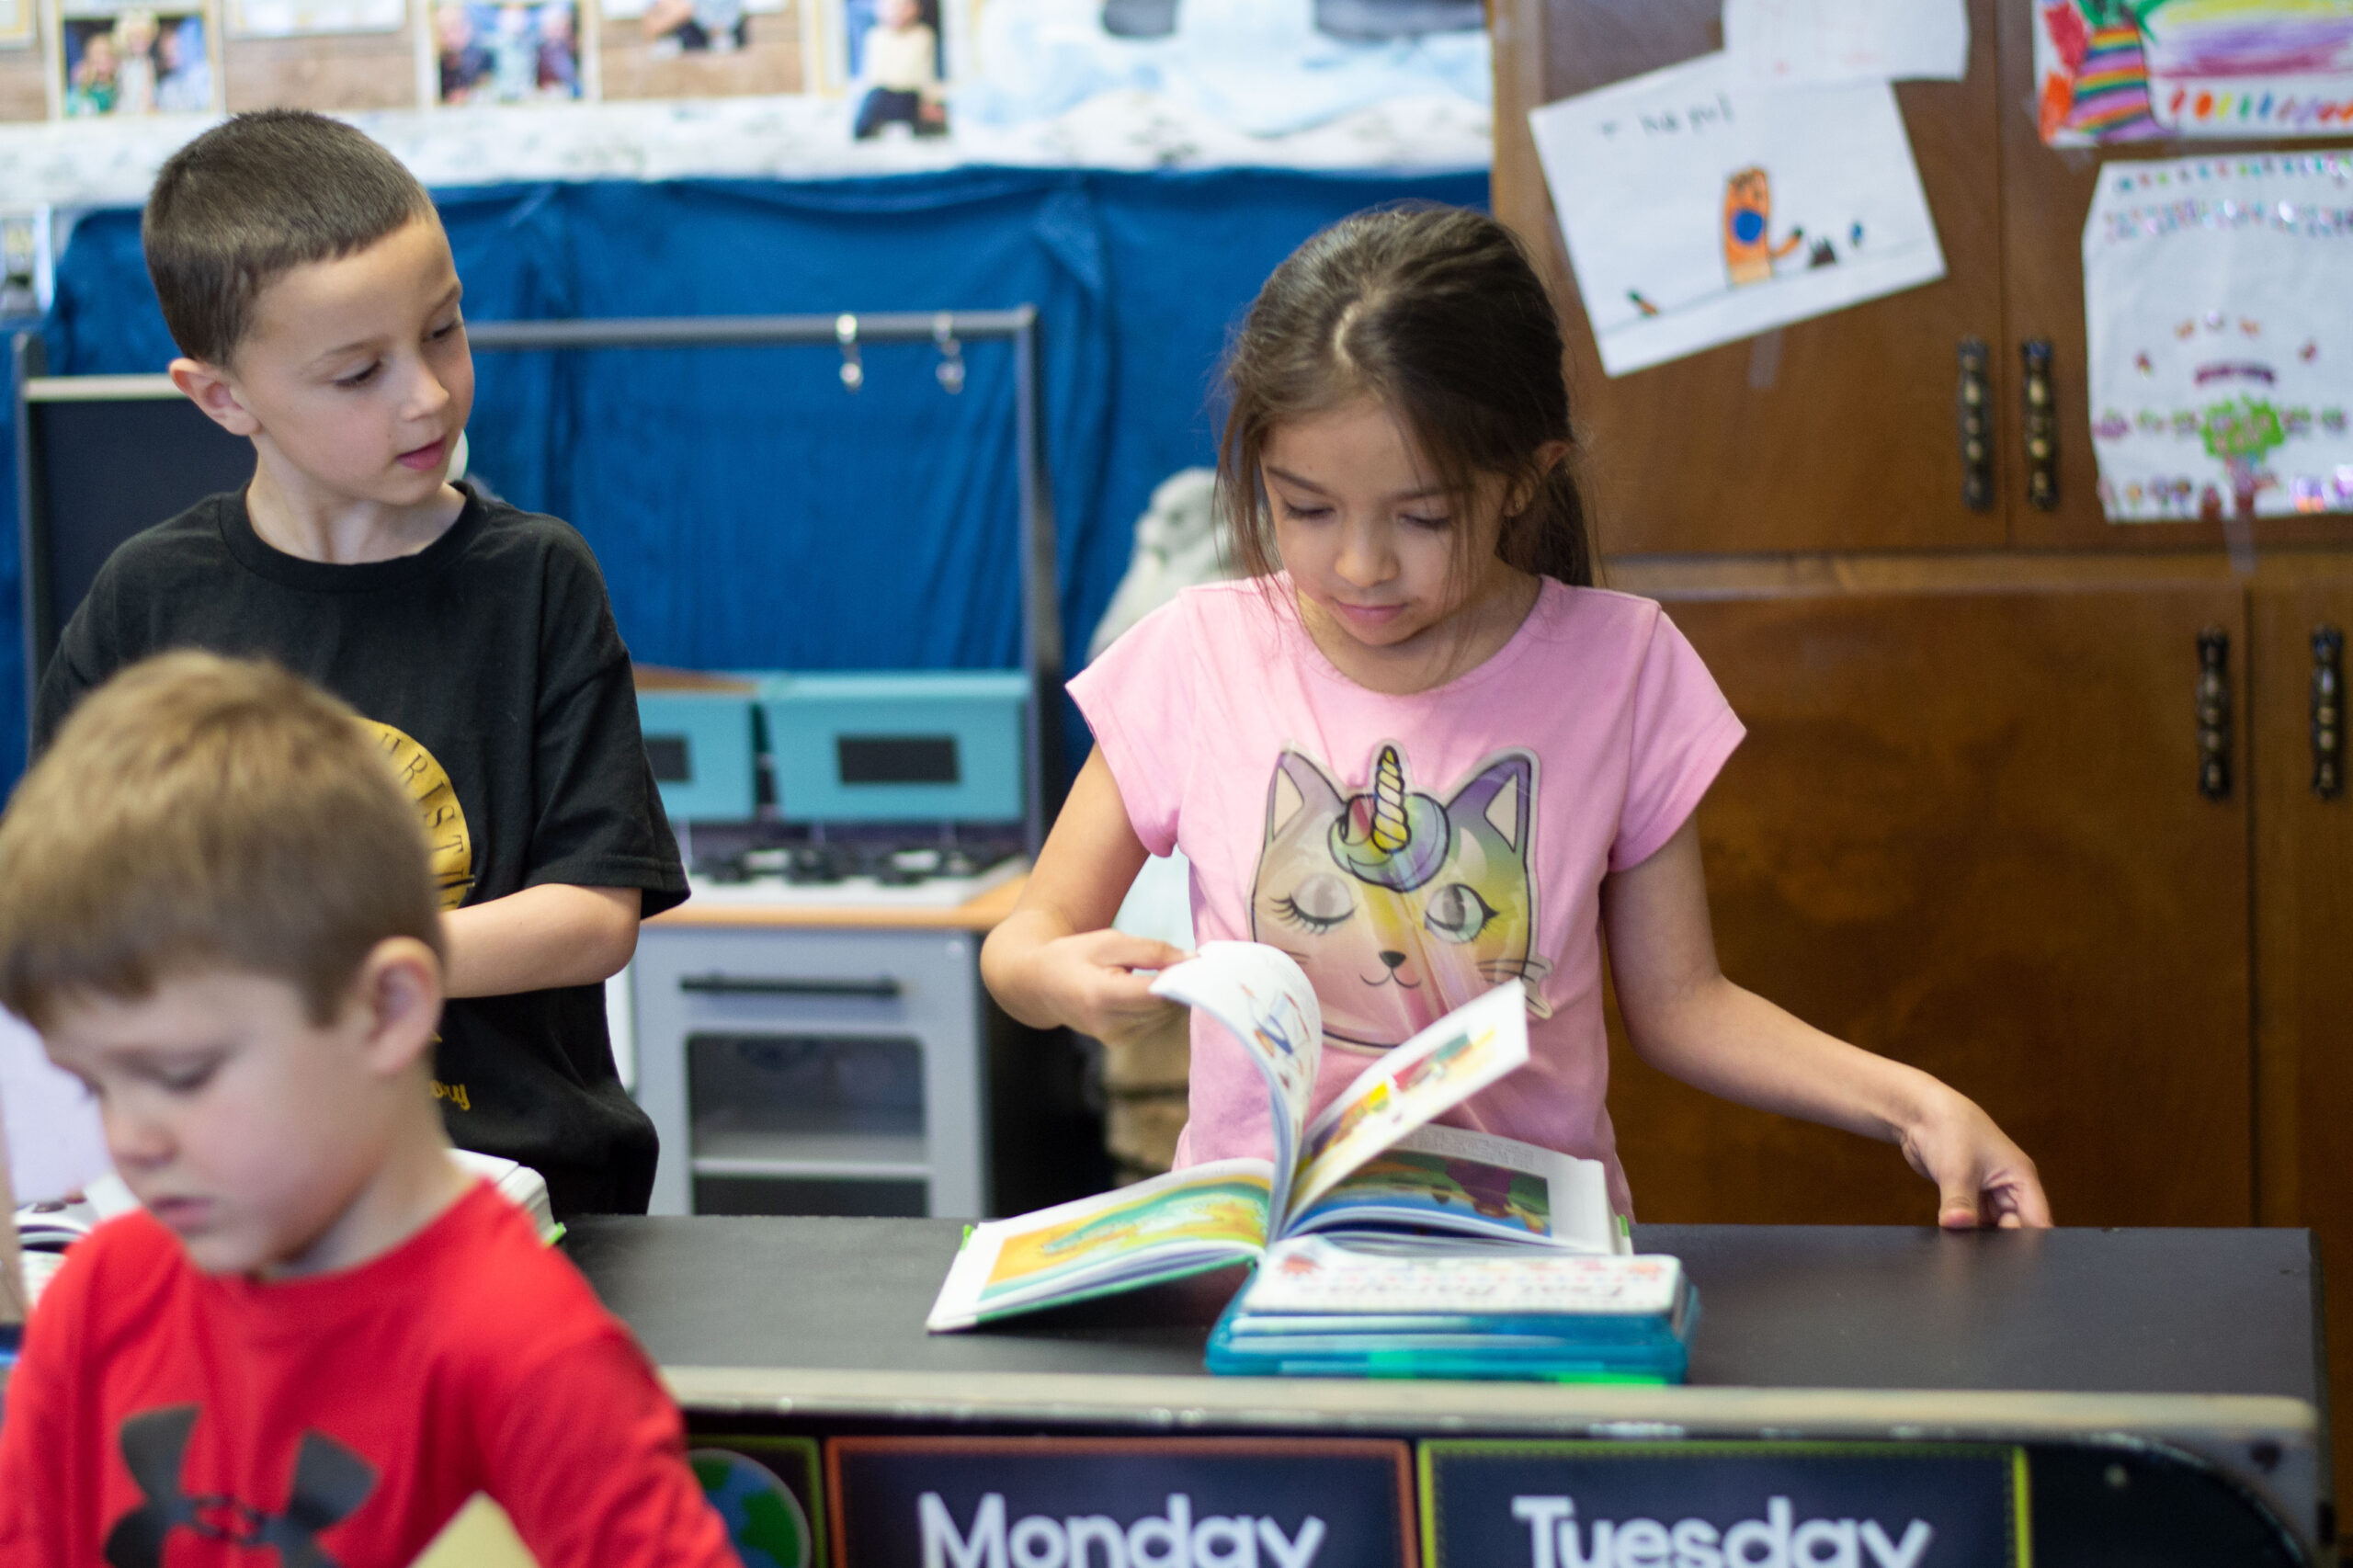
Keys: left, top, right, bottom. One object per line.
{"left": 35, "top": 109, "right": 687, "bottom": 1218}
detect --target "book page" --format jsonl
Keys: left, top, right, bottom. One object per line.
{"left": 410, "top": 1494, "right": 540, "bottom": 1568}
{"left": 1150, "top": 942, "right": 1321, "bottom": 1224}
{"left": 1284, "top": 981, "right": 1530, "bottom": 1225}
{"left": 926, "top": 1160, "right": 1273, "bottom": 1331}
{"left": 1240, "top": 1237, "right": 1684, "bottom": 1318}
{"left": 1285, "top": 1122, "right": 1620, "bottom": 1253}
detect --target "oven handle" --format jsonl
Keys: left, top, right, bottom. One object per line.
{"left": 678, "top": 973, "right": 904, "bottom": 999}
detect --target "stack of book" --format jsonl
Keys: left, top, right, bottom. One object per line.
{"left": 1206, "top": 1236, "right": 1695, "bottom": 1382}
{"left": 926, "top": 942, "right": 1698, "bottom": 1383}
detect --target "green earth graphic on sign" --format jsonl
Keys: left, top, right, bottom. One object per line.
{"left": 689, "top": 1449, "right": 813, "bottom": 1568}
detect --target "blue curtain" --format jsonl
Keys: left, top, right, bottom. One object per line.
{"left": 4, "top": 165, "right": 1484, "bottom": 787}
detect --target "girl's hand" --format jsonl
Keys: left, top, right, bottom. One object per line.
{"left": 1899, "top": 1089, "right": 2052, "bottom": 1230}
{"left": 1021, "top": 929, "right": 1191, "bottom": 1048}
{"left": 983, "top": 746, "right": 1181, "bottom": 1040}
{"left": 1606, "top": 820, "right": 2051, "bottom": 1232}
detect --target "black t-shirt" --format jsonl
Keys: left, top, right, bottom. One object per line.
{"left": 35, "top": 487, "right": 688, "bottom": 1218}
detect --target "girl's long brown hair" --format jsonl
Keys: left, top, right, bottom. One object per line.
{"left": 1217, "top": 204, "right": 1593, "bottom": 590}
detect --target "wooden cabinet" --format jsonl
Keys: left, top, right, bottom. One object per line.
{"left": 1608, "top": 579, "right": 2253, "bottom": 1228}
{"left": 1494, "top": 0, "right": 2353, "bottom": 1499}
{"left": 1495, "top": 0, "right": 2353, "bottom": 551}
{"left": 1495, "top": 0, "right": 2010, "bottom": 554}
{"left": 2251, "top": 574, "right": 2353, "bottom": 1511}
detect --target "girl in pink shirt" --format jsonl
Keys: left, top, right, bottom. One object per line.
{"left": 983, "top": 207, "right": 2049, "bottom": 1229}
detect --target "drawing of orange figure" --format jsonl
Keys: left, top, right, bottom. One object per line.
{"left": 1722, "top": 167, "right": 1802, "bottom": 288}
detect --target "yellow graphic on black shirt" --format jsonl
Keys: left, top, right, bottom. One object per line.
{"left": 358, "top": 720, "right": 474, "bottom": 911}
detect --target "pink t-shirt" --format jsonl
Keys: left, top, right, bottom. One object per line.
{"left": 1070, "top": 574, "right": 1744, "bottom": 1216}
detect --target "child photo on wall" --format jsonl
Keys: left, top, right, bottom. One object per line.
{"left": 51, "top": 0, "right": 215, "bottom": 114}
{"left": 598, "top": 0, "right": 789, "bottom": 97}
{"left": 846, "top": 0, "right": 945, "bottom": 137}
{"left": 635, "top": 0, "right": 743, "bottom": 53}
{"left": 427, "top": 0, "right": 579, "bottom": 102}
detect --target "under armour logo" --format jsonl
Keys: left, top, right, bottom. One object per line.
{"left": 105, "top": 1404, "right": 377, "bottom": 1568}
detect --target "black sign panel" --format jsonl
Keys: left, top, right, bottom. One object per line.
{"left": 1420, "top": 1441, "right": 2027, "bottom": 1568}
{"left": 838, "top": 735, "right": 961, "bottom": 786}
{"left": 828, "top": 1436, "right": 1414, "bottom": 1567}
{"left": 645, "top": 735, "right": 693, "bottom": 784}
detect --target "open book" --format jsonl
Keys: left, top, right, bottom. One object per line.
{"left": 410, "top": 1494, "right": 537, "bottom": 1568}
{"left": 927, "top": 943, "right": 1626, "bottom": 1333}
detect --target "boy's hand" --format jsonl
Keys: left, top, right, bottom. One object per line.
{"left": 1025, "top": 929, "right": 1190, "bottom": 1048}
{"left": 1900, "top": 1089, "right": 2052, "bottom": 1230}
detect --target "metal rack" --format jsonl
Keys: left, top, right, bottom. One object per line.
{"left": 14, "top": 306, "right": 1065, "bottom": 845}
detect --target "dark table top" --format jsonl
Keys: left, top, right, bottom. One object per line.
{"left": 564, "top": 1217, "right": 2324, "bottom": 1403}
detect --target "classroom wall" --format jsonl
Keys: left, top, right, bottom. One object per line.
{"left": 0, "top": 165, "right": 1484, "bottom": 785}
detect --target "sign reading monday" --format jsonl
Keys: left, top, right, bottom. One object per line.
{"left": 827, "top": 1436, "right": 1414, "bottom": 1567}
{"left": 1420, "top": 1442, "right": 2028, "bottom": 1568}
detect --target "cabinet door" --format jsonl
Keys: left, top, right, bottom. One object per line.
{"left": 1608, "top": 584, "right": 2253, "bottom": 1226}
{"left": 1995, "top": 1, "right": 2353, "bottom": 548}
{"left": 2249, "top": 577, "right": 2353, "bottom": 1508}
{"left": 1490, "top": 0, "right": 2009, "bottom": 554}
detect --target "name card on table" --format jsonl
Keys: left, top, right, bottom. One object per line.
{"left": 828, "top": 1436, "right": 1414, "bottom": 1567}
{"left": 1419, "top": 1441, "right": 2029, "bottom": 1568}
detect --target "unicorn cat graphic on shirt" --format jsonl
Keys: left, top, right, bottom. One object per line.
{"left": 1250, "top": 744, "right": 1547, "bottom": 1051}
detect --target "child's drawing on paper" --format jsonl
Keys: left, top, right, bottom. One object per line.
{"left": 1529, "top": 51, "right": 1945, "bottom": 377}
{"left": 2143, "top": 0, "right": 2353, "bottom": 136}
{"left": 1722, "top": 0, "right": 1972, "bottom": 86}
{"left": 2034, "top": 2, "right": 2165, "bottom": 144}
{"left": 1722, "top": 167, "right": 1806, "bottom": 286}
{"left": 2037, "top": 1, "right": 2353, "bottom": 142}
{"left": 2085, "top": 154, "right": 2353, "bottom": 522}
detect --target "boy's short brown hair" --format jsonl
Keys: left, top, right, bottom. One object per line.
{"left": 0, "top": 653, "right": 444, "bottom": 1030}
{"left": 143, "top": 108, "right": 438, "bottom": 366}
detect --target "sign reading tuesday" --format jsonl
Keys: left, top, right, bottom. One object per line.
{"left": 1419, "top": 1442, "right": 2029, "bottom": 1568}
{"left": 826, "top": 1436, "right": 1414, "bottom": 1567}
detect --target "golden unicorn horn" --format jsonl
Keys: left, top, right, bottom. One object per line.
{"left": 1370, "top": 745, "right": 1409, "bottom": 853}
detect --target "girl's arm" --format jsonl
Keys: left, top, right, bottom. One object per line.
{"left": 1603, "top": 818, "right": 2051, "bottom": 1229}
{"left": 982, "top": 747, "right": 1190, "bottom": 1045}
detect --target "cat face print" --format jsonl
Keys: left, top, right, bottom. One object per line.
{"left": 1250, "top": 744, "right": 1542, "bottom": 1051}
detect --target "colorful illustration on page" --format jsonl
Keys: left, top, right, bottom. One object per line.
{"left": 1291, "top": 982, "right": 1529, "bottom": 1213}
{"left": 2084, "top": 153, "right": 2353, "bottom": 521}
{"left": 1528, "top": 51, "right": 1945, "bottom": 377}
{"left": 980, "top": 1174, "right": 1272, "bottom": 1303}
{"left": 1307, "top": 1148, "right": 1555, "bottom": 1237}
{"left": 1150, "top": 941, "right": 1321, "bottom": 1131}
